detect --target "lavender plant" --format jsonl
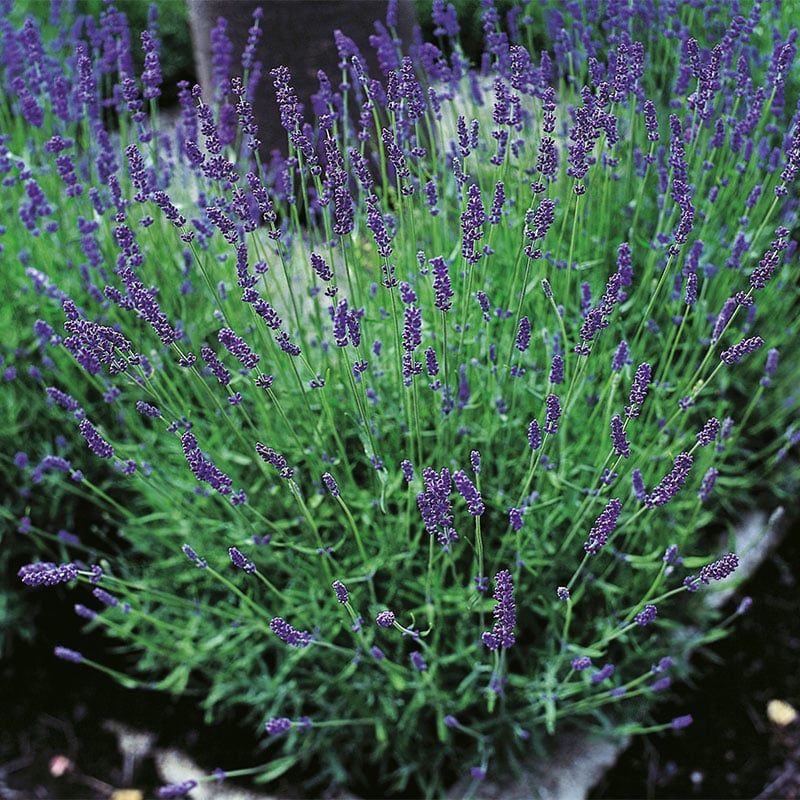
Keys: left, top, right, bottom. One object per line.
{"left": 4, "top": 0, "right": 800, "bottom": 796}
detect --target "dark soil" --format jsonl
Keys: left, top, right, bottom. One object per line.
{"left": 2, "top": 525, "right": 799, "bottom": 800}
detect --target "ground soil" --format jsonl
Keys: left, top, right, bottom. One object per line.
{"left": 2, "top": 525, "right": 799, "bottom": 800}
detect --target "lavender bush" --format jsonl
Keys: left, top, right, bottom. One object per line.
{"left": 4, "top": 0, "right": 800, "bottom": 796}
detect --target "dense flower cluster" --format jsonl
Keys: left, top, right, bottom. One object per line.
{"left": 481, "top": 569, "right": 516, "bottom": 650}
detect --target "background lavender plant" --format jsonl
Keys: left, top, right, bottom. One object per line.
{"left": 3, "top": 1, "right": 800, "bottom": 797}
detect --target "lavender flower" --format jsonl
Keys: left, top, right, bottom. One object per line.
{"left": 634, "top": 604, "right": 658, "bottom": 626}
{"left": 481, "top": 569, "right": 516, "bottom": 650}
{"left": 78, "top": 419, "right": 114, "bottom": 459}
{"left": 322, "top": 472, "right": 340, "bottom": 497}
{"left": 135, "top": 400, "right": 161, "bottom": 418}
{"left": 591, "top": 663, "right": 615, "bottom": 685}
{"left": 376, "top": 610, "right": 396, "bottom": 628}
{"left": 158, "top": 781, "right": 198, "bottom": 799}
{"left": 549, "top": 354, "right": 564, "bottom": 385}
{"left": 218, "top": 328, "right": 260, "bottom": 370}
{"left": 645, "top": 453, "right": 694, "bottom": 508}
{"left": 584, "top": 498, "right": 622, "bottom": 555}
{"left": 417, "top": 467, "right": 456, "bottom": 547}
{"left": 571, "top": 656, "right": 592, "bottom": 671}
{"left": 470, "top": 450, "right": 481, "bottom": 474}
{"left": 720, "top": 336, "right": 765, "bottom": 364}
{"left": 265, "top": 717, "right": 292, "bottom": 735}
{"left": 332, "top": 580, "right": 348, "bottom": 604}
{"left": 696, "top": 417, "right": 721, "bottom": 447}
{"left": 19, "top": 561, "right": 79, "bottom": 587}
{"left": 610, "top": 415, "right": 630, "bottom": 458}
{"left": 410, "top": 651, "right": 428, "bottom": 671}
{"left": 671, "top": 715, "right": 693, "bottom": 730}
{"left": 228, "top": 546, "right": 256, "bottom": 574}
{"left": 543, "top": 394, "right": 561, "bottom": 435}
{"left": 54, "top": 646, "right": 83, "bottom": 663}
{"left": 625, "top": 363, "right": 651, "bottom": 418}
{"left": 181, "top": 544, "right": 207, "bottom": 569}
{"left": 270, "top": 616, "right": 311, "bottom": 648}
{"left": 452, "top": 469, "right": 484, "bottom": 516}
{"left": 698, "top": 467, "right": 718, "bottom": 502}
{"left": 761, "top": 348, "right": 779, "bottom": 387}
{"left": 528, "top": 419, "right": 542, "bottom": 450}
{"left": 515, "top": 316, "right": 531, "bottom": 351}
{"left": 698, "top": 552, "right": 739, "bottom": 584}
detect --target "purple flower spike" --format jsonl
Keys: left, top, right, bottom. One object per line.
{"left": 270, "top": 617, "right": 311, "bottom": 648}
{"left": 452, "top": 469, "right": 484, "bottom": 516}
{"left": 158, "top": 781, "right": 198, "bottom": 798}
{"left": 54, "top": 646, "right": 83, "bottom": 663}
{"left": 720, "top": 336, "right": 765, "bottom": 364}
{"left": 584, "top": 498, "right": 622, "bottom": 555}
{"left": 625, "top": 363, "right": 652, "bottom": 418}
{"left": 19, "top": 562, "right": 79, "bottom": 587}
{"left": 698, "top": 552, "right": 739, "bottom": 584}
{"left": 322, "top": 472, "right": 340, "bottom": 497}
{"left": 228, "top": 546, "right": 256, "bottom": 574}
{"left": 645, "top": 453, "right": 694, "bottom": 508}
{"left": 610, "top": 414, "right": 630, "bottom": 458}
{"left": 79, "top": 419, "right": 114, "bottom": 459}
{"left": 332, "top": 580, "right": 348, "bottom": 604}
{"left": 481, "top": 569, "right": 516, "bottom": 651}
{"left": 634, "top": 604, "right": 658, "bottom": 626}
{"left": 528, "top": 419, "right": 542, "bottom": 450}
{"left": 376, "top": 610, "right": 396, "bottom": 628}
{"left": 515, "top": 316, "right": 531, "bottom": 352}
{"left": 671, "top": 714, "right": 693, "bottom": 730}
{"left": 571, "top": 656, "right": 592, "bottom": 671}
{"left": 696, "top": 418, "right": 721, "bottom": 447}
{"left": 265, "top": 717, "right": 292, "bottom": 735}
{"left": 431, "top": 256, "right": 454, "bottom": 312}
{"left": 544, "top": 394, "right": 561, "bottom": 434}
{"left": 444, "top": 715, "right": 460, "bottom": 728}
{"left": 410, "top": 651, "right": 428, "bottom": 671}
{"left": 590, "top": 663, "right": 615, "bottom": 685}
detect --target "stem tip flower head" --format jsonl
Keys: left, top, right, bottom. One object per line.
{"left": 720, "top": 336, "right": 764, "bottom": 365}
{"left": 228, "top": 546, "right": 256, "bottom": 574}
{"left": 557, "top": 586, "right": 570, "bottom": 601}
{"left": 696, "top": 417, "right": 721, "bottom": 447}
{"left": 625, "top": 363, "right": 652, "bottom": 418}
{"left": 444, "top": 715, "right": 460, "bottom": 728}
{"left": 671, "top": 714, "right": 693, "bottom": 730}
{"left": 543, "top": 393, "right": 561, "bottom": 434}
{"left": 571, "top": 656, "right": 592, "bottom": 671}
{"left": 322, "top": 472, "right": 340, "bottom": 496}
{"left": 634, "top": 604, "right": 658, "bottom": 626}
{"left": 410, "top": 650, "right": 428, "bottom": 671}
{"left": 332, "top": 580, "right": 348, "bottom": 604}
{"left": 265, "top": 717, "right": 292, "bottom": 735}
{"left": 482, "top": 569, "right": 516, "bottom": 650}
{"left": 19, "top": 561, "right": 79, "bottom": 587}
{"left": 79, "top": 418, "right": 114, "bottom": 459}
{"left": 158, "top": 780, "right": 198, "bottom": 798}
{"left": 737, "top": 597, "right": 753, "bottom": 615}
{"left": 54, "top": 646, "right": 83, "bottom": 663}
{"left": 590, "top": 663, "right": 615, "bottom": 685}
{"left": 182, "top": 544, "right": 207, "bottom": 568}
{"left": 584, "top": 498, "right": 622, "bottom": 555}
{"left": 376, "top": 610, "right": 396, "bottom": 628}
{"left": 610, "top": 414, "right": 630, "bottom": 458}
{"left": 270, "top": 617, "right": 311, "bottom": 648}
